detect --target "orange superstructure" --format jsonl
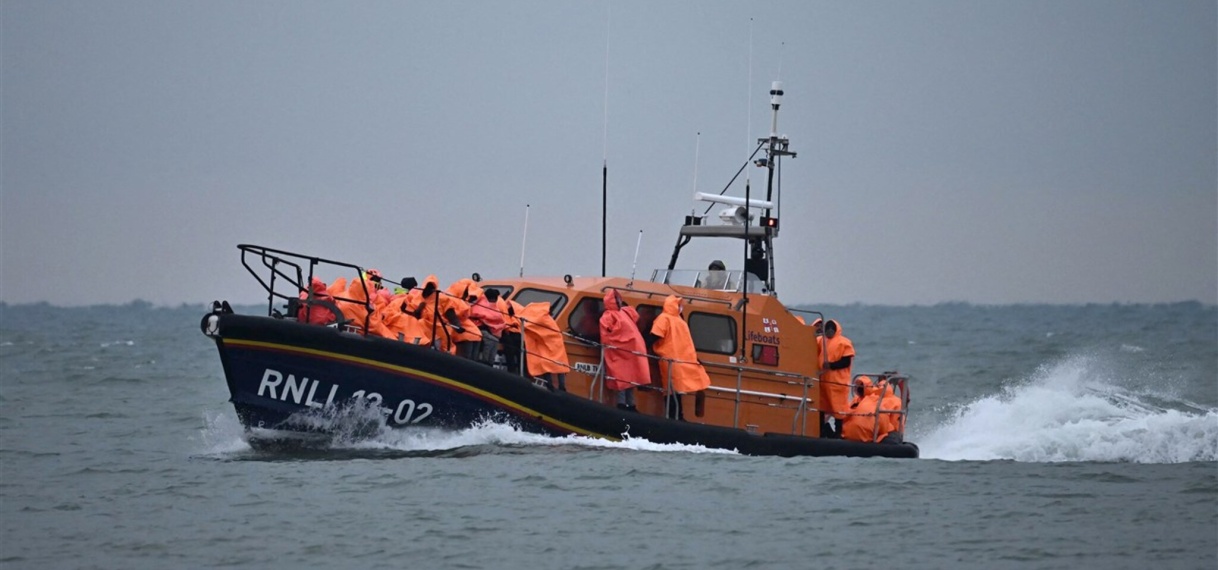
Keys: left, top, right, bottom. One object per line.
{"left": 478, "top": 272, "right": 824, "bottom": 437}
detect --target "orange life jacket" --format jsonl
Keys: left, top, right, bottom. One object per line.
{"left": 517, "top": 302, "right": 571, "bottom": 376}
{"left": 819, "top": 319, "right": 855, "bottom": 418}
{"left": 650, "top": 295, "right": 710, "bottom": 393}
{"left": 599, "top": 290, "right": 650, "bottom": 391}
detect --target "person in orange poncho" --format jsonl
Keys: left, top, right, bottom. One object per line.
{"left": 650, "top": 295, "right": 710, "bottom": 420}
{"left": 819, "top": 319, "right": 854, "bottom": 438}
{"left": 336, "top": 272, "right": 391, "bottom": 338}
{"left": 841, "top": 376, "right": 902, "bottom": 443}
{"left": 444, "top": 279, "right": 486, "bottom": 359}
{"left": 876, "top": 376, "right": 906, "bottom": 439}
{"left": 470, "top": 289, "right": 507, "bottom": 364}
{"left": 410, "top": 275, "right": 463, "bottom": 352}
{"left": 380, "top": 279, "right": 427, "bottom": 343}
{"left": 497, "top": 296, "right": 524, "bottom": 375}
{"left": 600, "top": 289, "right": 649, "bottom": 412}
{"left": 517, "top": 301, "right": 571, "bottom": 390}
{"left": 297, "top": 277, "right": 338, "bottom": 326}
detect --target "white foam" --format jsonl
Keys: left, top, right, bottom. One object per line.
{"left": 351, "top": 418, "right": 737, "bottom": 455}
{"left": 918, "top": 355, "right": 1218, "bottom": 463}
{"left": 195, "top": 409, "right": 252, "bottom": 455}
{"left": 195, "top": 407, "right": 736, "bottom": 457}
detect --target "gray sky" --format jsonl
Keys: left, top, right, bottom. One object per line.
{"left": 3, "top": 0, "right": 1215, "bottom": 307}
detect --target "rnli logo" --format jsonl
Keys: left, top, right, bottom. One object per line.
{"left": 744, "top": 318, "right": 782, "bottom": 345}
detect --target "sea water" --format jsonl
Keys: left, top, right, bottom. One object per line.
{"left": 1, "top": 302, "right": 1214, "bottom": 569}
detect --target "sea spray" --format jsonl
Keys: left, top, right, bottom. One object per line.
{"left": 917, "top": 354, "right": 1218, "bottom": 463}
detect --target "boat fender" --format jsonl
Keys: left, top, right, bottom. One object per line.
{"left": 200, "top": 313, "right": 221, "bottom": 337}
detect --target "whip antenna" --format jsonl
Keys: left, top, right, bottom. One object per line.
{"left": 519, "top": 204, "right": 530, "bottom": 277}
{"left": 692, "top": 132, "right": 701, "bottom": 194}
{"left": 745, "top": 18, "right": 753, "bottom": 187}
{"left": 601, "top": 1, "right": 611, "bottom": 277}
{"left": 628, "top": 230, "right": 643, "bottom": 287}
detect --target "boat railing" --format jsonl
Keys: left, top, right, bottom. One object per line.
{"left": 650, "top": 269, "right": 769, "bottom": 295}
{"left": 842, "top": 372, "right": 910, "bottom": 442}
{"left": 698, "top": 360, "right": 817, "bottom": 435}
{"left": 237, "top": 244, "right": 382, "bottom": 334}
{"left": 599, "top": 284, "right": 734, "bottom": 309}
{"left": 563, "top": 332, "right": 822, "bottom": 437}
{"left": 506, "top": 316, "right": 912, "bottom": 442}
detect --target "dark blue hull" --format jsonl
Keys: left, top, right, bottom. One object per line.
{"left": 205, "top": 312, "right": 919, "bottom": 458}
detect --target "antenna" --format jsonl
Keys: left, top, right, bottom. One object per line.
{"left": 745, "top": 18, "right": 754, "bottom": 187}
{"left": 601, "top": 1, "right": 611, "bottom": 278}
{"left": 628, "top": 230, "right": 643, "bottom": 287}
{"left": 519, "top": 204, "right": 530, "bottom": 277}
{"left": 691, "top": 132, "right": 701, "bottom": 194}
{"left": 777, "top": 41, "right": 784, "bottom": 81}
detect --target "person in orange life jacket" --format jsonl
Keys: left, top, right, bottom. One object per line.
{"left": 841, "top": 375, "right": 880, "bottom": 442}
{"left": 874, "top": 375, "right": 906, "bottom": 441}
{"left": 337, "top": 271, "right": 391, "bottom": 338}
{"left": 517, "top": 302, "right": 571, "bottom": 391}
{"left": 497, "top": 297, "right": 524, "bottom": 375}
{"left": 380, "top": 277, "right": 424, "bottom": 342}
{"left": 409, "top": 275, "right": 463, "bottom": 352}
{"left": 297, "top": 277, "right": 338, "bottom": 326}
{"left": 443, "top": 279, "right": 485, "bottom": 360}
{"left": 650, "top": 295, "right": 711, "bottom": 420}
{"left": 470, "top": 289, "right": 507, "bottom": 365}
{"left": 600, "top": 289, "right": 649, "bottom": 412}
{"left": 841, "top": 376, "right": 902, "bottom": 443}
{"left": 819, "top": 319, "right": 854, "bottom": 438}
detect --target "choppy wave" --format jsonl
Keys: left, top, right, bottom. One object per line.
{"left": 917, "top": 355, "right": 1218, "bottom": 463}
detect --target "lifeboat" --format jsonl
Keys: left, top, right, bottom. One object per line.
{"left": 201, "top": 83, "right": 918, "bottom": 458}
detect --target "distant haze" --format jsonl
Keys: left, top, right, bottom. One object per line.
{"left": 3, "top": 0, "right": 1214, "bottom": 306}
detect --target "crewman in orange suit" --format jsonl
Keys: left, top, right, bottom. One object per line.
{"left": 650, "top": 295, "right": 711, "bottom": 420}
{"left": 819, "top": 319, "right": 854, "bottom": 438}
{"left": 600, "top": 290, "right": 650, "bottom": 412}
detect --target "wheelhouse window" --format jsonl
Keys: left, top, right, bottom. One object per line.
{"left": 481, "top": 285, "right": 514, "bottom": 302}
{"left": 567, "top": 297, "right": 604, "bottom": 341}
{"left": 633, "top": 303, "right": 663, "bottom": 348}
{"left": 751, "top": 343, "right": 779, "bottom": 366}
{"left": 688, "top": 312, "right": 737, "bottom": 355}
{"left": 511, "top": 288, "right": 568, "bottom": 318}
{"left": 567, "top": 296, "right": 663, "bottom": 346}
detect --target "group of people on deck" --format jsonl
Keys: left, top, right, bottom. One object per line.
{"left": 294, "top": 271, "right": 710, "bottom": 414}
{"left": 599, "top": 289, "right": 710, "bottom": 418}
{"left": 296, "top": 267, "right": 898, "bottom": 442}
{"left": 808, "top": 317, "right": 904, "bottom": 443}
{"left": 294, "top": 271, "right": 544, "bottom": 377}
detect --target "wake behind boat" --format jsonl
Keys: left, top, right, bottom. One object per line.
{"left": 201, "top": 82, "right": 918, "bottom": 458}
